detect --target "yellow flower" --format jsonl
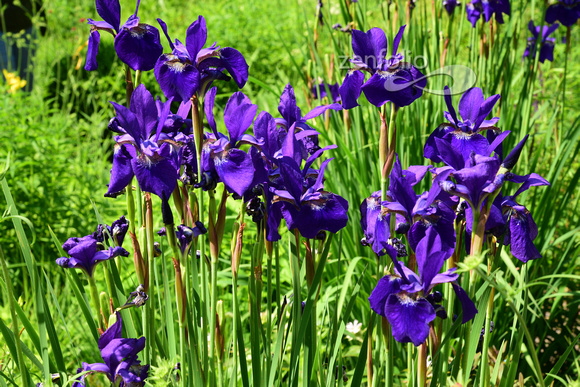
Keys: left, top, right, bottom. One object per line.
{"left": 3, "top": 70, "right": 27, "bottom": 93}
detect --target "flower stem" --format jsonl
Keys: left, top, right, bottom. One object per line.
{"left": 87, "top": 274, "right": 103, "bottom": 331}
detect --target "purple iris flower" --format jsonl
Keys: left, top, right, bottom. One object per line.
{"left": 72, "top": 313, "right": 148, "bottom": 386}
{"left": 523, "top": 21, "right": 559, "bottom": 63}
{"left": 339, "top": 25, "right": 426, "bottom": 108}
{"left": 500, "top": 172, "right": 549, "bottom": 262}
{"left": 466, "top": 0, "right": 510, "bottom": 27}
{"left": 93, "top": 216, "right": 129, "bottom": 247}
{"left": 275, "top": 158, "right": 349, "bottom": 239}
{"left": 312, "top": 82, "right": 341, "bottom": 103}
{"left": 369, "top": 228, "right": 477, "bottom": 346}
{"left": 270, "top": 132, "right": 348, "bottom": 239}
{"left": 360, "top": 158, "right": 431, "bottom": 256}
{"left": 158, "top": 222, "right": 207, "bottom": 255}
{"left": 85, "top": 0, "right": 163, "bottom": 71}
{"left": 425, "top": 86, "right": 504, "bottom": 163}
{"left": 56, "top": 235, "right": 128, "bottom": 277}
{"left": 106, "top": 84, "right": 183, "bottom": 202}
{"left": 275, "top": 84, "right": 342, "bottom": 158}
{"left": 201, "top": 89, "right": 262, "bottom": 197}
{"left": 443, "top": 0, "right": 461, "bottom": 14}
{"left": 154, "top": 16, "right": 249, "bottom": 102}
{"left": 546, "top": 0, "right": 580, "bottom": 27}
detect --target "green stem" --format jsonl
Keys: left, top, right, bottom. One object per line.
{"left": 208, "top": 189, "right": 218, "bottom": 386}
{"left": 417, "top": 342, "right": 427, "bottom": 387}
{"left": 231, "top": 271, "right": 239, "bottom": 385}
{"left": 87, "top": 275, "right": 102, "bottom": 331}
{"left": 0, "top": 246, "right": 31, "bottom": 387}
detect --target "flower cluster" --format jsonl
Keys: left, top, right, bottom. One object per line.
{"left": 363, "top": 85, "right": 549, "bottom": 346}
{"left": 466, "top": 0, "right": 511, "bottom": 27}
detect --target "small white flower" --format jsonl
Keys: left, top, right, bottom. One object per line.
{"left": 345, "top": 319, "right": 362, "bottom": 340}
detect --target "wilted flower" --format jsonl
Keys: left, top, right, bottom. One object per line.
{"left": 545, "top": 0, "right": 580, "bottom": 27}
{"left": 93, "top": 216, "right": 129, "bottom": 247}
{"left": 466, "top": 0, "right": 510, "bottom": 27}
{"left": 84, "top": 0, "right": 163, "bottom": 71}
{"left": 158, "top": 222, "right": 207, "bottom": 255}
{"left": 523, "top": 21, "right": 559, "bottom": 63}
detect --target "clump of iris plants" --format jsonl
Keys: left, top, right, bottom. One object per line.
{"left": 46, "top": 0, "right": 558, "bottom": 386}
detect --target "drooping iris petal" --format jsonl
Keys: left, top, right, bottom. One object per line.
{"left": 214, "top": 148, "right": 255, "bottom": 197}
{"left": 280, "top": 192, "right": 349, "bottom": 239}
{"left": 154, "top": 54, "right": 201, "bottom": 102}
{"left": 545, "top": 2, "right": 580, "bottom": 27}
{"left": 85, "top": 30, "right": 101, "bottom": 71}
{"left": 504, "top": 206, "right": 541, "bottom": 263}
{"left": 132, "top": 149, "right": 179, "bottom": 200}
{"left": 452, "top": 283, "right": 478, "bottom": 323}
{"left": 101, "top": 336, "right": 146, "bottom": 377}
{"left": 219, "top": 47, "right": 249, "bottom": 89}
{"left": 445, "top": 131, "right": 490, "bottom": 161}
{"left": 368, "top": 275, "right": 402, "bottom": 317}
{"left": 339, "top": 70, "right": 364, "bottom": 109}
{"left": 115, "top": 23, "right": 164, "bottom": 71}
{"left": 360, "top": 191, "right": 382, "bottom": 246}
{"left": 385, "top": 294, "right": 436, "bottom": 346}
{"left": 106, "top": 144, "right": 136, "bottom": 198}
{"left": 424, "top": 125, "right": 454, "bottom": 163}
{"left": 362, "top": 64, "right": 425, "bottom": 108}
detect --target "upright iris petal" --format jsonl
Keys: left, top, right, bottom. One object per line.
{"left": 154, "top": 16, "right": 249, "bottom": 102}
{"left": 425, "top": 86, "right": 502, "bottom": 164}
